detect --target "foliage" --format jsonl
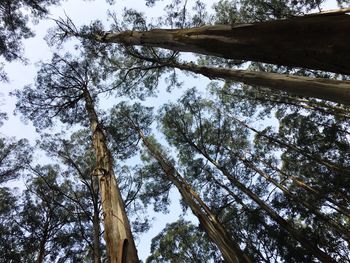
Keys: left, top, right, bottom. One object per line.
{"left": 146, "top": 219, "right": 222, "bottom": 263}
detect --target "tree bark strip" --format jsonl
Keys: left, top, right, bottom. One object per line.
{"left": 84, "top": 11, "right": 350, "bottom": 75}
{"left": 174, "top": 63, "right": 350, "bottom": 105}
{"left": 138, "top": 130, "right": 251, "bottom": 263}
{"left": 83, "top": 88, "right": 139, "bottom": 263}
{"left": 126, "top": 51, "right": 350, "bottom": 105}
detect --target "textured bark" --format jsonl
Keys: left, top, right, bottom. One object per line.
{"left": 89, "top": 10, "right": 350, "bottom": 75}
{"left": 139, "top": 131, "right": 251, "bottom": 263}
{"left": 183, "top": 136, "right": 336, "bottom": 263}
{"left": 126, "top": 51, "right": 350, "bottom": 105}
{"left": 92, "top": 183, "right": 102, "bottom": 263}
{"left": 83, "top": 88, "right": 138, "bottom": 263}
{"left": 173, "top": 63, "right": 350, "bottom": 105}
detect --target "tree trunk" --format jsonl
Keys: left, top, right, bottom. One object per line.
{"left": 36, "top": 218, "right": 50, "bottom": 263}
{"left": 87, "top": 10, "right": 350, "bottom": 75}
{"left": 139, "top": 131, "right": 251, "bottom": 263}
{"left": 240, "top": 156, "right": 350, "bottom": 242}
{"left": 173, "top": 62, "right": 350, "bottom": 105}
{"left": 83, "top": 88, "right": 139, "bottom": 263}
{"left": 126, "top": 51, "right": 350, "bottom": 105}
{"left": 92, "top": 181, "right": 102, "bottom": 263}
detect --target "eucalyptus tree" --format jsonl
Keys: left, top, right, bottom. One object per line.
{"left": 51, "top": 3, "right": 350, "bottom": 107}
{"left": 39, "top": 131, "right": 104, "bottom": 263}
{"left": 55, "top": 8, "right": 350, "bottom": 75}
{"left": 107, "top": 102, "right": 251, "bottom": 263}
{"left": 18, "top": 165, "right": 83, "bottom": 263}
{"left": 13, "top": 54, "right": 139, "bottom": 263}
{"left": 159, "top": 88, "right": 348, "bottom": 262}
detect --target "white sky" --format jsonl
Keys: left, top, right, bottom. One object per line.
{"left": 0, "top": 0, "right": 341, "bottom": 261}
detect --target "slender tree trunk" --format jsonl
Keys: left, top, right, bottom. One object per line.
{"left": 83, "top": 10, "right": 350, "bottom": 75}
{"left": 183, "top": 136, "right": 336, "bottom": 263}
{"left": 138, "top": 130, "right": 251, "bottom": 263}
{"left": 174, "top": 63, "right": 350, "bottom": 105}
{"left": 92, "top": 185, "right": 102, "bottom": 263}
{"left": 36, "top": 219, "right": 50, "bottom": 263}
{"left": 127, "top": 52, "right": 350, "bottom": 105}
{"left": 83, "top": 88, "right": 139, "bottom": 263}
{"left": 229, "top": 114, "right": 350, "bottom": 175}
{"left": 240, "top": 156, "right": 350, "bottom": 242}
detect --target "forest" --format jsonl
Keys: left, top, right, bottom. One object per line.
{"left": 1, "top": 0, "right": 350, "bottom": 262}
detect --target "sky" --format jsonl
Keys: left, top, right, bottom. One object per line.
{"left": 0, "top": 0, "right": 341, "bottom": 261}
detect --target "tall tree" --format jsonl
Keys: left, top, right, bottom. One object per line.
{"left": 159, "top": 88, "right": 347, "bottom": 262}
{"left": 13, "top": 54, "right": 139, "bottom": 263}
{"left": 107, "top": 102, "right": 251, "bottom": 263}
{"left": 56, "top": 9, "right": 350, "bottom": 74}
{"left": 39, "top": 131, "right": 104, "bottom": 263}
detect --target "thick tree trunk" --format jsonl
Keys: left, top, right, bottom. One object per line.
{"left": 92, "top": 187, "right": 102, "bottom": 263}
{"left": 139, "top": 131, "right": 251, "bottom": 263}
{"left": 89, "top": 10, "right": 350, "bottom": 75}
{"left": 83, "top": 88, "right": 138, "bottom": 263}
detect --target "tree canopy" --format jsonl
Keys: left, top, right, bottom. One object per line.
{"left": 1, "top": 0, "right": 350, "bottom": 262}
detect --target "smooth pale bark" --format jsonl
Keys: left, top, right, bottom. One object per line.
{"left": 85, "top": 10, "right": 350, "bottom": 75}
{"left": 127, "top": 51, "right": 350, "bottom": 105}
{"left": 83, "top": 88, "right": 138, "bottom": 263}
{"left": 92, "top": 179, "right": 102, "bottom": 263}
{"left": 139, "top": 131, "right": 251, "bottom": 263}
{"left": 173, "top": 63, "right": 350, "bottom": 105}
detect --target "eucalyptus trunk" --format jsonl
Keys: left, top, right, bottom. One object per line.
{"left": 92, "top": 181, "right": 102, "bottom": 263}
{"left": 139, "top": 131, "right": 251, "bottom": 263}
{"left": 85, "top": 9, "right": 350, "bottom": 75}
{"left": 83, "top": 88, "right": 139, "bottom": 263}
{"left": 172, "top": 62, "right": 350, "bottom": 105}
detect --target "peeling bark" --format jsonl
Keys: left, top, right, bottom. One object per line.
{"left": 83, "top": 88, "right": 138, "bottom": 263}
{"left": 139, "top": 130, "right": 251, "bottom": 263}
{"left": 173, "top": 62, "right": 350, "bottom": 105}
{"left": 87, "top": 11, "right": 350, "bottom": 75}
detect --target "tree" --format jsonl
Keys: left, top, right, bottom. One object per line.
{"left": 39, "top": 131, "right": 104, "bottom": 263}
{"left": 0, "top": 0, "right": 61, "bottom": 81}
{"left": 0, "top": 187, "right": 24, "bottom": 263}
{"left": 122, "top": 50, "right": 350, "bottom": 105}
{"left": 13, "top": 54, "right": 139, "bottom": 263}
{"left": 159, "top": 88, "right": 347, "bottom": 262}
{"left": 108, "top": 102, "right": 251, "bottom": 263}
{"left": 18, "top": 165, "right": 83, "bottom": 263}
{"left": 57, "top": 8, "right": 350, "bottom": 74}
